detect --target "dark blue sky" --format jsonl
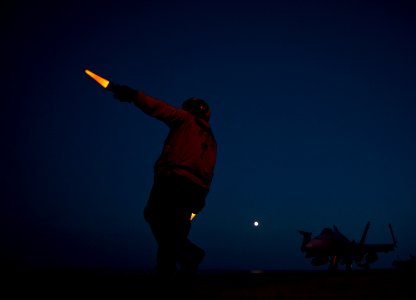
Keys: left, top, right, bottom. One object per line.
{"left": 2, "top": 0, "right": 416, "bottom": 272}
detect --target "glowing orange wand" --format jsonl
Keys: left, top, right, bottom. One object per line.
{"left": 84, "top": 69, "right": 115, "bottom": 91}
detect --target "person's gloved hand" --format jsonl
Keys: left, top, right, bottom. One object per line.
{"left": 112, "top": 84, "right": 137, "bottom": 102}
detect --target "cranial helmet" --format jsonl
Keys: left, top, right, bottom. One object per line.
{"left": 182, "top": 97, "right": 211, "bottom": 121}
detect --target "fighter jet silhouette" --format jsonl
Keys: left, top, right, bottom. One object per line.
{"left": 299, "top": 222, "right": 397, "bottom": 271}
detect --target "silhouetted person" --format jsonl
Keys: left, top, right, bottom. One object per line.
{"left": 111, "top": 84, "right": 217, "bottom": 278}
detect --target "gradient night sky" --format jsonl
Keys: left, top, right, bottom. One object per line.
{"left": 2, "top": 0, "right": 416, "bottom": 272}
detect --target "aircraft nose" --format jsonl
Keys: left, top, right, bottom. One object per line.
{"left": 305, "top": 240, "right": 318, "bottom": 249}
{"left": 305, "top": 239, "right": 330, "bottom": 250}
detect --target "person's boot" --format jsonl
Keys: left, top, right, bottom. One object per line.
{"left": 178, "top": 246, "right": 205, "bottom": 277}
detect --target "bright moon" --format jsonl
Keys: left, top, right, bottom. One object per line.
{"left": 253, "top": 221, "right": 259, "bottom": 227}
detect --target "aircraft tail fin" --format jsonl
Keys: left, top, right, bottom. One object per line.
{"left": 359, "top": 221, "right": 370, "bottom": 246}
{"left": 389, "top": 224, "right": 398, "bottom": 248}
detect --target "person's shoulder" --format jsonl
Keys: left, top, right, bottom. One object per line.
{"left": 193, "top": 115, "right": 212, "bottom": 129}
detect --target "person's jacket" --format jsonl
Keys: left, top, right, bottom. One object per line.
{"left": 132, "top": 91, "right": 217, "bottom": 189}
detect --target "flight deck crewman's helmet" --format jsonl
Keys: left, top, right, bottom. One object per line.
{"left": 182, "top": 97, "right": 211, "bottom": 121}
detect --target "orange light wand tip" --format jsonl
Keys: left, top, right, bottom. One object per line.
{"left": 84, "top": 69, "right": 113, "bottom": 91}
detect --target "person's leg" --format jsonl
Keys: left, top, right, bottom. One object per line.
{"left": 177, "top": 239, "right": 206, "bottom": 276}
{"left": 174, "top": 178, "right": 208, "bottom": 275}
{"left": 144, "top": 174, "right": 209, "bottom": 276}
{"left": 144, "top": 177, "right": 178, "bottom": 277}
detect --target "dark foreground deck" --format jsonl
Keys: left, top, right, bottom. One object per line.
{"left": 4, "top": 267, "right": 415, "bottom": 299}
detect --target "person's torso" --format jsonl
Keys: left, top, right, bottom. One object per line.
{"left": 155, "top": 116, "right": 217, "bottom": 188}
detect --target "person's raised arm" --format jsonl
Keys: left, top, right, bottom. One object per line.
{"left": 112, "top": 84, "right": 185, "bottom": 124}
